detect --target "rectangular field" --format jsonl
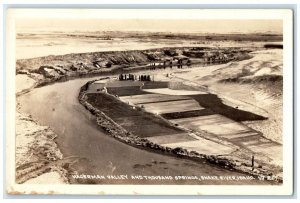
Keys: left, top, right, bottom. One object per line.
{"left": 146, "top": 133, "right": 197, "bottom": 145}
{"left": 86, "top": 93, "right": 184, "bottom": 137}
{"left": 120, "top": 94, "right": 190, "bottom": 105}
{"left": 162, "top": 139, "right": 235, "bottom": 155}
{"left": 170, "top": 114, "right": 254, "bottom": 136}
{"left": 142, "top": 81, "right": 168, "bottom": 89}
{"left": 106, "top": 86, "right": 148, "bottom": 96}
{"left": 105, "top": 80, "right": 143, "bottom": 88}
{"left": 143, "top": 88, "right": 206, "bottom": 95}
{"left": 142, "top": 99, "right": 204, "bottom": 114}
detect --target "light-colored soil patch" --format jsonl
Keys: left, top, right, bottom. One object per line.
{"left": 16, "top": 74, "right": 36, "bottom": 94}
{"left": 141, "top": 99, "right": 204, "bottom": 114}
{"left": 86, "top": 82, "right": 106, "bottom": 93}
{"left": 24, "top": 171, "right": 66, "bottom": 184}
{"left": 120, "top": 94, "right": 190, "bottom": 104}
{"left": 143, "top": 88, "right": 206, "bottom": 95}
{"left": 243, "top": 119, "right": 282, "bottom": 144}
{"left": 172, "top": 49, "right": 283, "bottom": 144}
{"left": 86, "top": 80, "right": 145, "bottom": 93}
{"left": 16, "top": 112, "right": 49, "bottom": 166}
{"left": 163, "top": 138, "right": 235, "bottom": 156}
{"left": 147, "top": 133, "right": 197, "bottom": 145}
{"left": 170, "top": 114, "right": 252, "bottom": 136}
{"left": 15, "top": 112, "right": 67, "bottom": 184}
{"left": 169, "top": 113, "right": 282, "bottom": 168}
{"left": 178, "top": 49, "right": 283, "bottom": 85}
{"left": 204, "top": 82, "right": 282, "bottom": 143}
{"left": 213, "top": 49, "right": 283, "bottom": 79}
{"left": 222, "top": 131, "right": 259, "bottom": 140}
{"left": 247, "top": 144, "right": 282, "bottom": 166}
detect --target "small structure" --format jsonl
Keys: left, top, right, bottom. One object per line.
{"left": 93, "top": 60, "right": 112, "bottom": 68}
{"left": 173, "top": 56, "right": 190, "bottom": 68}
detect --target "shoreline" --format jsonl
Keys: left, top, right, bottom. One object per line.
{"left": 15, "top": 77, "right": 70, "bottom": 184}
{"left": 15, "top": 111, "right": 69, "bottom": 184}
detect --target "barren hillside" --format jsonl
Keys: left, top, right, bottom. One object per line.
{"left": 173, "top": 49, "right": 283, "bottom": 143}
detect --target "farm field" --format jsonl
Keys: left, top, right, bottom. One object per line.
{"left": 120, "top": 94, "right": 190, "bottom": 105}
{"left": 172, "top": 49, "right": 283, "bottom": 143}
{"left": 146, "top": 133, "right": 197, "bottom": 145}
{"left": 141, "top": 99, "right": 204, "bottom": 114}
{"left": 87, "top": 80, "right": 242, "bottom": 155}
{"left": 170, "top": 114, "right": 253, "bottom": 135}
{"left": 106, "top": 86, "right": 148, "bottom": 97}
{"left": 170, "top": 114, "right": 281, "bottom": 166}
{"left": 143, "top": 88, "right": 206, "bottom": 95}
{"left": 86, "top": 79, "right": 283, "bottom": 175}
{"left": 20, "top": 75, "right": 270, "bottom": 185}
{"left": 86, "top": 92, "right": 185, "bottom": 138}
{"left": 162, "top": 139, "right": 235, "bottom": 155}
{"left": 88, "top": 80, "right": 274, "bottom": 158}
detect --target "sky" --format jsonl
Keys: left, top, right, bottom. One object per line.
{"left": 16, "top": 19, "right": 283, "bottom": 34}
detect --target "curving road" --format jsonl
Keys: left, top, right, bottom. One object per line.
{"left": 18, "top": 76, "right": 272, "bottom": 185}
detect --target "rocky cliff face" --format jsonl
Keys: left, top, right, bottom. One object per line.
{"left": 16, "top": 47, "right": 252, "bottom": 87}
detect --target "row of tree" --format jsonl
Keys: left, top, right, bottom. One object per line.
{"left": 149, "top": 59, "right": 192, "bottom": 70}
{"left": 118, "top": 74, "right": 152, "bottom": 81}
{"left": 119, "top": 74, "right": 135, "bottom": 81}
{"left": 139, "top": 75, "right": 151, "bottom": 81}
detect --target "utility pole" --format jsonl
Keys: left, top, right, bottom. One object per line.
{"left": 251, "top": 155, "right": 255, "bottom": 171}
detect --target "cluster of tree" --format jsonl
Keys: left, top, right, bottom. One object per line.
{"left": 119, "top": 74, "right": 135, "bottom": 81}
{"left": 164, "top": 49, "right": 178, "bottom": 57}
{"left": 149, "top": 59, "right": 192, "bottom": 70}
{"left": 177, "top": 59, "right": 192, "bottom": 69}
{"left": 118, "top": 74, "right": 151, "bottom": 81}
{"left": 139, "top": 75, "right": 151, "bottom": 81}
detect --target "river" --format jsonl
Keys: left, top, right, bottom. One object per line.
{"left": 18, "top": 76, "right": 272, "bottom": 185}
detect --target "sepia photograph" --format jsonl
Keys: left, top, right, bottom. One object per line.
{"left": 5, "top": 8, "right": 294, "bottom": 195}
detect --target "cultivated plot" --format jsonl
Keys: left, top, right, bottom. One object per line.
{"left": 162, "top": 138, "right": 235, "bottom": 156}
{"left": 120, "top": 94, "right": 190, "bottom": 105}
{"left": 86, "top": 93, "right": 184, "bottom": 138}
{"left": 141, "top": 99, "right": 204, "bottom": 114}
{"left": 147, "top": 133, "right": 197, "bottom": 145}
{"left": 170, "top": 114, "right": 281, "bottom": 164}
{"left": 143, "top": 88, "right": 207, "bottom": 95}
{"left": 170, "top": 114, "right": 258, "bottom": 139}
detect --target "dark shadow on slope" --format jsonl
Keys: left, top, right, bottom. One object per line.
{"left": 143, "top": 81, "right": 169, "bottom": 89}
{"left": 190, "top": 94, "right": 267, "bottom": 122}
{"left": 161, "top": 109, "right": 215, "bottom": 120}
{"left": 107, "top": 86, "right": 149, "bottom": 97}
